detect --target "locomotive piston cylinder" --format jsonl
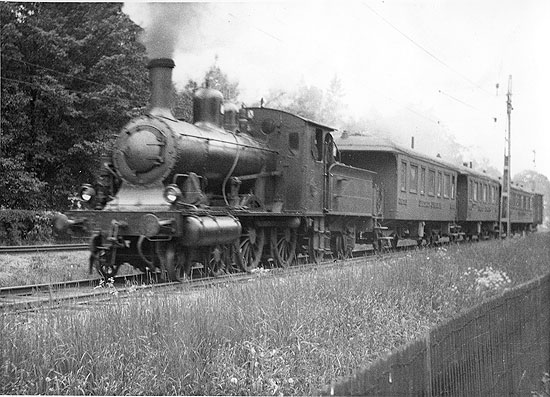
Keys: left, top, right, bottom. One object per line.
{"left": 180, "top": 215, "right": 241, "bottom": 246}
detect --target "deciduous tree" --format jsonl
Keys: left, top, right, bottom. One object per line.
{"left": 1, "top": 3, "right": 149, "bottom": 209}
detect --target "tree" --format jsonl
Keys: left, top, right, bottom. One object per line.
{"left": 321, "top": 75, "right": 347, "bottom": 127}
{"left": 255, "top": 77, "right": 347, "bottom": 127}
{"left": 1, "top": 3, "right": 149, "bottom": 210}
{"left": 203, "top": 61, "right": 239, "bottom": 103}
{"left": 172, "top": 80, "right": 197, "bottom": 123}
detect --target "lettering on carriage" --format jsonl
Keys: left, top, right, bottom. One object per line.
{"left": 471, "top": 205, "right": 496, "bottom": 213}
{"left": 419, "top": 200, "right": 442, "bottom": 209}
{"left": 398, "top": 198, "right": 407, "bottom": 206}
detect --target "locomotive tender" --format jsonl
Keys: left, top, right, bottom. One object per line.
{"left": 55, "top": 59, "right": 544, "bottom": 279}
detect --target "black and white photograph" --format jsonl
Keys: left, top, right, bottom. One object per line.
{"left": 1, "top": 1, "right": 549, "bottom": 395}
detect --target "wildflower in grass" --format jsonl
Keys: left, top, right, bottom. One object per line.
{"left": 230, "top": 377, "right": 238, "bottom": 385}
{"left": 462, "top": 266, "right": 512, "bottom": 294}
{"left": 475, "top": 267, "right": 511, "bottom": 292}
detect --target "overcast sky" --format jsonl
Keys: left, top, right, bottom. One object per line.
{"left": 124, "top": 0, "right": 550, "bottom": 182}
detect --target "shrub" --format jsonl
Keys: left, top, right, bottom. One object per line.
{"left": 0, "top": 210, "right": 55, "bottom": 245}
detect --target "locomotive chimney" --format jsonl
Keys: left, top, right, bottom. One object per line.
{"left": 147, "top": 58, "right": 175, "bottom": 119}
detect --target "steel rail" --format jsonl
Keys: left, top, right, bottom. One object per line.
{"left": 0, "top": 243, "right": 89, "bottom": 254}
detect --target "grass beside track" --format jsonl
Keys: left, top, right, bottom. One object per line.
{"left": 0, "top": 251, "right": 135, "bottom": 287}
{"left": 1, "top": 233, "right": 549, "bottom": 395}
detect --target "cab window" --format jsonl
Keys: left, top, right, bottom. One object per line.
{"left": 314, "top": 129, "right": 323, "bottom": 161}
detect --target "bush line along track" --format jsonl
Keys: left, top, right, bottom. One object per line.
{"left": 0, "top": 243, "right": 89, "bottom": 254}
{"left": 0, "top": 241, "right": 467, "bottom": 314}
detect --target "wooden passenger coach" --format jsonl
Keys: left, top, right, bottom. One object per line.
{"left": 336, "top": 133, "right": 460, "bottom": 246}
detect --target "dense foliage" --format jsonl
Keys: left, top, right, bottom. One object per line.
{"left": 1, "top": 3, "right": 149, "bottom": 210}
{"left": 0, "top": 210, "right": 55, "bottom": 245}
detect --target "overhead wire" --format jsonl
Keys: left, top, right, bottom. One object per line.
{"left": 1, "top": 76, "right": 132, "bottom": 102}
{"left": 225, "top": 5, "right": 455, "bottom": 127}
{"left": 2, "top": 54, "right": 109, "bottom": 88}
{"left": 361, "top": 1, "right": 494, "bottom": 97}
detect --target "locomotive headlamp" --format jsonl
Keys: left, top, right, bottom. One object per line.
{"left": 163, "top": 184, "right": 182, "bottom": 204}
{"left": 79, "top": 184, "right": 96, "bottom": 202}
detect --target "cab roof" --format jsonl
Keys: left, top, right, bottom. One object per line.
{"left": 248, "top": 106, "right": 337, "bottom": 131}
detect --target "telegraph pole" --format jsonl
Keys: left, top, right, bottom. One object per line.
{"left": 500, "top": 75, "right": 513, "bottom": 238}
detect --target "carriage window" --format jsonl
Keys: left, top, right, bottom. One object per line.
{"left": 444, "top": 173, "right": 451, "bottom": 198}
{"left": 420, "top": 167, "right": 426, "bottom": 195}
{"left": 409, "top": 164, "right": 418, "bottom": 193}
{"left": 482, "top": 184, "right": 488, "bottom": 203}
{"left": 451, "top": 175, "right": 456, "bottom": 199}
{"left": 478, "top": 182, "right": 482, "bottom": 202}
{"left": 400, "top": 161, "right": 407, "bottom": 192}
{"left": 428, "top": 169, "right": 435, "bottom": 196}
{"left": 437, "top": 171, "right": 442, "bottom": 197}
{"left": 473, "top": 182, "right": 478, "bottom": 201}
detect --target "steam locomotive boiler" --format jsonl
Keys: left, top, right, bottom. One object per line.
{"left": 55, "top": 58, "right": 380, "bottom": 280}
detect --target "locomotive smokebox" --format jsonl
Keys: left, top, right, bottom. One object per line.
{"left": 147, "top": 58, "right": 175, "bottom": 119}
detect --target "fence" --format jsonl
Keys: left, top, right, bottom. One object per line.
{"left": 321, "top": 272, "right": 550, "bottom": 396}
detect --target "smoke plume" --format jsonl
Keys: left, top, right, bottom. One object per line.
{"left": 123, "top": 2, "right": 211, "bottom": 59}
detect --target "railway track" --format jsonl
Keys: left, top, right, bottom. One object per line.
{"left": 2, "top": 236, "right": 495, "bottom": 314}
{"left": 0, "top": 243, "right": 89, "bottom": 254}
{"left": 0, "top": 245, "right": 430, "bottom": 314}
{"left": 0, "top": 273, "right": 171, "bottom": 313}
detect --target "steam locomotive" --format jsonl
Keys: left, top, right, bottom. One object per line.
{"left": 54, "top": 58, "right": 544, "bottom": 280}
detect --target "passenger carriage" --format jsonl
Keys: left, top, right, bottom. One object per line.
{"left": 335, "top": 132, "right": 460, "bottom": 248}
